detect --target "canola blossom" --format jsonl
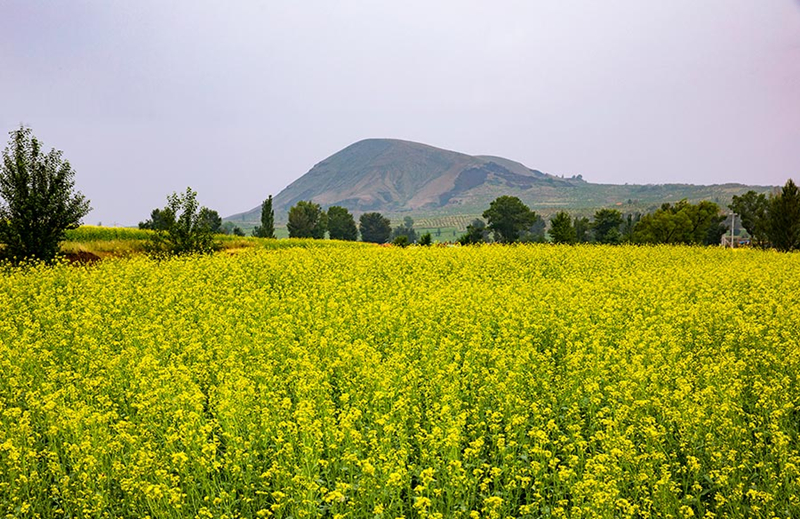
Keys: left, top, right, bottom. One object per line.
{"left": 0, "top": 245, "right": 799, "bottom": 518}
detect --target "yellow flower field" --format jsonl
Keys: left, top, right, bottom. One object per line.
{"left": 1, "top": 245, "right": 799, "bottom": 518}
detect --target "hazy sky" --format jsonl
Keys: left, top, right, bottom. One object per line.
{"left": 2, "top": 1, "right": 799, "bottom": 225}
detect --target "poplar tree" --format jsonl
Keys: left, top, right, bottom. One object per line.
{"left": 0, "top": 126, "right": 91, "bottom": 262}
{"left": 768, "top": 179, "right": 800, "bottom": 252}
{"left": 253, "top": 195, "right": 276, "bottom": 238}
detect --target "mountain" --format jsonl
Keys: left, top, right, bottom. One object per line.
{"left": 231, "top": 139, "right": 581, "bottom": 222}
{"left": 228, "top": 138, "right": 773, "bottom": 224}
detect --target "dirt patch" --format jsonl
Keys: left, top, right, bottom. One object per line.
{"left": 64, "top": 251, "right": 102, "bottom": 265}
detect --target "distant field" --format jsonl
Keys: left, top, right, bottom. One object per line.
{"left": 1, "top": 245, "right": 799, "bottom": 517}
{"left": 60, "top": 225, "right": 354, "bottom": 257}
{"left": 62, "top": 226, "right": 155, "bottom": 258}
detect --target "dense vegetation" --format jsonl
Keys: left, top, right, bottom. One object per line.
{"left": 1, "top": 245, "right": 799, "bottom": 517}
{"left": 0, "top": 127, "right": 90, "bottom": 263}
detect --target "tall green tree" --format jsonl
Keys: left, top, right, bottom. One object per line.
{"left": 359, "top": 212, "right": 391, "bottom": 243}
{"left": 253, "top": 195, "right": 276, "bottom": 238}
{"left": 327, "top": 205, "right": 358, "bottom": 241}
{"left": 592, "top": 208, "right": 624, "bottom": 244}
{"left": 483, "top": 196, "right": 538, "bottom": 243}
{"left": 287, "top": 200, "right": 327, "bottom": 239}
{"left": 549, "top": 211, "right": 576, "bottom": 244}
{"left": 729, "top": 191, "right": 769, "bottom": 247}
{"left": 0, "top": 126, "right": 91, "bottom": 262}
{"left": 767, "top": 179, "right": 800, "bottom": 252}
{"left": 150, "top": 187, "right": 217, "bottom": 254}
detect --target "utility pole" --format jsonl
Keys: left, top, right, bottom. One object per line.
{"left": 730, "top": 213, "right": 736, "bottom": 248}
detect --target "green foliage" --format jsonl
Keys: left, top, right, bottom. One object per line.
{"left": 252, "top": 195, "right": 276, "bottom": 238}
{"left": 458, "top": 218, "right": 490, "bottom": 245}
{"left": 139, "top": 208, "right": 175, "bottom": 231}
{"left": 327, "top": 205, "right": 358, "bottom": 241}
{"left": 418, "top": 232, "right": 433, "bottom": 246}
{"left": 520, "top": 215, "right": 546, "bottom": 243}
{"left": 729, "top": 191, "right": 769, "bottom": 246}
{"left": 574, "top": 216, "right": 591, "bottom": 243}
{"left": 592, "top": 208, "right": 624, "bottom": 244}
{"left": 149, "top": 187, "right": 218, "bottom": 255}
{"left": 549, "top": 211, "right": 576, "bottom": 244}
{"left": 391, "top": 216, "right": 417, "bottom": 243}
{"left": 197, "top": 208, "right": 222, "bottom": 234}
{"left": 359, "top": 212, "right": 392, "bottom": 244}
{"left": 633, "top": 200, "right": 725, "bottom": 245}
{"left": 483, "top": 196, "right": 538, "bottom": 243}
{"left": 392, "top": 235, "right": 410, "bottom": 247}
{"left": 0, "top": 126, "right": 91, "bottom": 263}
{"left": 767, "top": 179, "right": 800, "bottom": 252}
{"left": 621, "top": 213, "right": 641, "bottom": 243}
{"left": 287, "top": 200, "right": 327, "bottom": 239}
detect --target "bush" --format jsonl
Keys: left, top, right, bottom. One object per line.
{"left": 148, "top": 187, "right": 218, "bottom": 255}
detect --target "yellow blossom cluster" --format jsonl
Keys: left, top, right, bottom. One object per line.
{"left": 0, "top": 244, "right": 798, "bottom": 517}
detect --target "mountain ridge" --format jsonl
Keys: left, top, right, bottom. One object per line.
{"left": 227, "top": 138, "right": 773, "bottom": 224}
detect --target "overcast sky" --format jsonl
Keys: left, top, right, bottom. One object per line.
{"left": 2, "top": 1, "right": 799, "bottom": 225}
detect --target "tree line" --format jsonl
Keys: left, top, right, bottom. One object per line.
{"left": 728, "top": 182, "right": 800, "bottom": 251}
{"left": 1, "top": 126, "right": 798, "bottom": 262}
{"left": 281, "top": 200, "right": 432, "bottom": 246}
{"left": 456, "top": 183, "right": 800, "bottom": 251}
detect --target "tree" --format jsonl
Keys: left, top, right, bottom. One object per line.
{"left": 574, "top": 216, "right": 591, "bottom": 243}
{"left": 150, "top": 187, "right": 217, "bottom": 254}
{"left": 729, "top": 191, "right": 770, "bottom": 247}
{"left": 418, "top": 232, "right": 433, "bottom": 246}
{"left": 198, "top": 208, "right": 222, "bottom": 234}
{"left": 521, "top": 215, "right": 547, "bottom": 243}
{"left": 0, "top": 126, "right": 91, "bottom": 262}
{"left": 767, "top": 179, "right": 800, "bottom": 252}
{"left": 621, "top": 213, "right": 641, "bottom": 243}
{"left": 483, "top": 196, "right": 538, "bottom": 243}
{"left": 392, "top": 235, "right": 410, "bottom": 247}
{"left": 252, "top": 195, "right": 276, "bottom": 238}
{"left": 139, "top": 207, "right": 175, "bottom": 231}
{"left": 287, "top": 200, "right": 327, "bottom": 239}
{"left": 391, "top": 216, "right": 417, "bottom": 243}
{"left": 592, "top": 208, "right": 624, "bottom": 244}
{"left": 359, "top": 212, "right": 391, "bottom": 243}
{"left": 327, "top": 205, "right": 358, "bottom": 241}
{"left": 458, "top": 218, "right": 490, "bottom": 245}
{"left": 549, "top": 211, "right": 576, "bottom": 244}
{"left": 633, "top": 200, "right": 725, "bottom": 245}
